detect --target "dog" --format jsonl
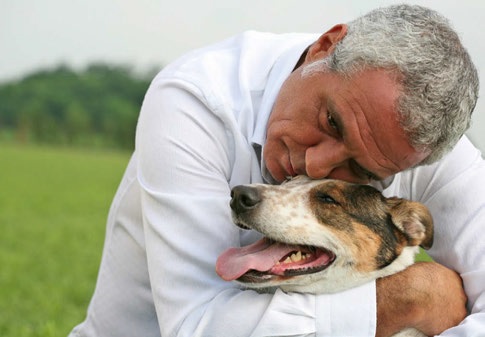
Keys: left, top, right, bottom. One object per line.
{"left": 216, "top": 176, "right": 433, "bottom": 337}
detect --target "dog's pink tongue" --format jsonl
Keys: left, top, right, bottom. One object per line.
{"left": 216, "top": 238, "right": 289, "bottom": 281}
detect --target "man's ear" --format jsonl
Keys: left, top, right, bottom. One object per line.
{"left": 306, "top": 24, "right": 348, "bottom": 62}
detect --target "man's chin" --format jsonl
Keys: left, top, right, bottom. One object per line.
{"left": 261, "top": 162, "right": 284, "bottom": 184}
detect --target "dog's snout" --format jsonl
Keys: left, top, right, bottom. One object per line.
{"left": 230, "top": 185, "right": 261, "bottom": 213}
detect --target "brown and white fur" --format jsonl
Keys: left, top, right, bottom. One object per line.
{"left": 216, "top": 176, "right": 433, "bottom": 337}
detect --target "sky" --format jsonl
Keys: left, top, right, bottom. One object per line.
{"left": 1, "top": 0, "right": 484, "bottom": 150}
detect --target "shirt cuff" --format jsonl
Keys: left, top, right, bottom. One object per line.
{"left": 316, "top": 280, "right": 377, "bottom": 336}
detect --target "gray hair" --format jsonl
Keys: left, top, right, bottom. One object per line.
{"left": 303, "top": 4, "right": 479, "bottom": 165}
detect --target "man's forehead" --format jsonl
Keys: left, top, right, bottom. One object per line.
{"left": 337, "top": 69, "right": 427, "bottom": 174}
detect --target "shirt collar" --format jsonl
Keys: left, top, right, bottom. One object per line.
{"left": 250, "top": 34, "right": 318, "bottom": 147}
{"left": 251, "top": 35, "right": 317, "bottom": 184}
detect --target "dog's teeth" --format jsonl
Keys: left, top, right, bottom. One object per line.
{"left": 282, "top": 251, "right": 309, "bottom": 264}
{"left": 290, "top": 251, "right": 302, "bottom": 262}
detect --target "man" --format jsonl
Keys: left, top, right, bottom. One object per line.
{"left": 70, "top": 4, "right": 484, "bottom": 336}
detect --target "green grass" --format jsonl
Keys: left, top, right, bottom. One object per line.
{"left": 0, "top": 143, "right": 130, "bottom": 337}
{"left": 416, "top": 249, "right": 433, "bottom": 262}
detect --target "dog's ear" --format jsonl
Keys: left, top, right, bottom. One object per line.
{"left": 387, "top": 198, "right": 434, "bottom": 250}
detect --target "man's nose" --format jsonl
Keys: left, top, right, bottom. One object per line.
{"left": 304, "top": 143, "right": 350, "bottom": 179}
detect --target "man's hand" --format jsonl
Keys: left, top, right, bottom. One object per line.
{"left": 376, "top": 261, "right": 467, "bottom": 337}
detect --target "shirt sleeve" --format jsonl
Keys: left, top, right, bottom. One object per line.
{"left": 135, "top": 79, "right": 377, "bottom": 337}
{"left": 401, "top": 137, "right": 485, "bottom": 336}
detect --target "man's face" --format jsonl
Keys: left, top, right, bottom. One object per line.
{"left": 263, "top": 65, "right": 429, "bottom": 184}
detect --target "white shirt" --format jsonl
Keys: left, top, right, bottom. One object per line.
{"left": 69, "top": 31, "right": 485, "bottom": 337}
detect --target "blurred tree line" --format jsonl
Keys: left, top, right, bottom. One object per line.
{"left": 0, "top": 63, "right": 157, "bottom": 150}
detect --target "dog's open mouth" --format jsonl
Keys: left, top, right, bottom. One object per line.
{"left": 216, "top": 237, "right": 336, "bottom": 283}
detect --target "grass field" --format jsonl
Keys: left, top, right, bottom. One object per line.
{"left": 0, "top": 143, "right": 130, "bottom": 337}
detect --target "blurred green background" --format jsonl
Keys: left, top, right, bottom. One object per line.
{"left": 0, "top": 143, "right": 130, "bottom": 337}
{"left": 0, "top": 143, "right": 129, "bottom": 337}
{"left": 0, "top": 65, "right": 142, "bottom": 337}
{"left": 0, "top": 64, "right": 151, "bottom": 150}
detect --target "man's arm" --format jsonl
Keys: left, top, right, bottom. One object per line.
{"left": 376, "top": 262, "right": 467, "bottom": 337}
{"left": 376, "top": 137, "right": 485, "bottom": 336}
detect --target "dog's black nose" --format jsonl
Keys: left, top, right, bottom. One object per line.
{"left": 230, "top": 185, "right": 261, "bottom": 213}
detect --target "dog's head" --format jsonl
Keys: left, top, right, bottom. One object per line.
{"left": 216, "top": 176, "right": 433, "bottom": 293}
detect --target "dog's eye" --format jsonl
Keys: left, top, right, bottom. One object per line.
{"left": 316, "top": 192, "right": 338, "bottom": 205}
